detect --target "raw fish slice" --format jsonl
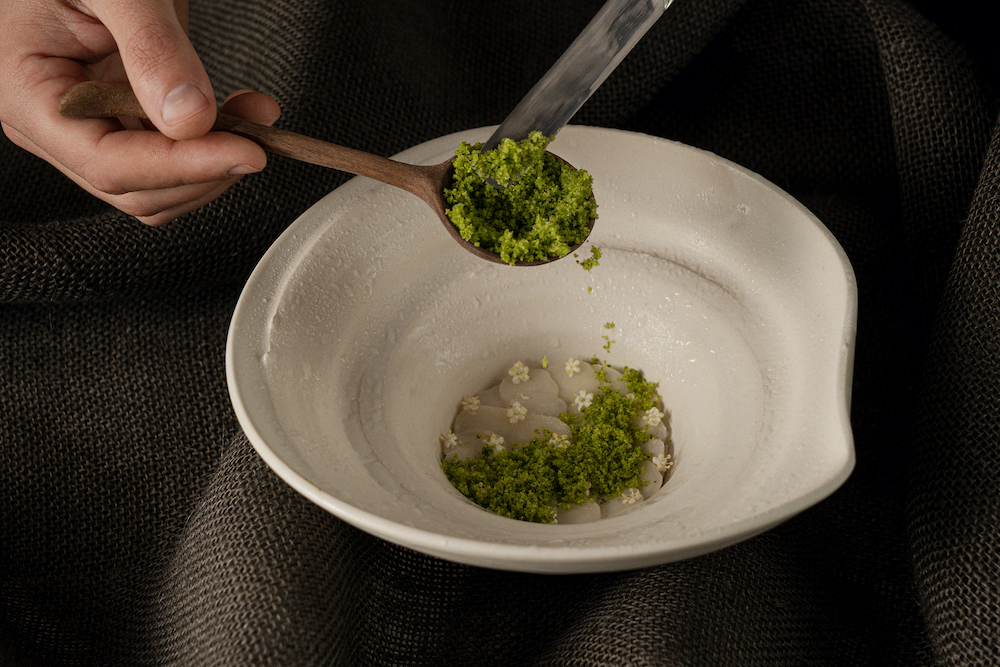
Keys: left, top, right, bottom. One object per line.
{"left": 633, "top": 415, "right": 668, "bottom": 442}
{"left": 442, "top": 441, "right": 478, "bottom": 461}
{"left": 647, "top": 420, "right": 669, "bottom": 441}
{"left": 550, "top": 359, "right": 601, "bottom": 404}
{"left": 477, "top": 384, "right": 506, "bottom": 408}
{"left": 660, "top": 411, "right": 672, "bottom": 441}
{"left": 454, "top": 405, "right": 518, "bottom": 442}
{"left": 442, "top": 429, "right": 482, "bottom": 459}
{"left": 453, "top": 404, "right": 569, "bottom": 445}
{"left": 499, "top": 368, "right": 559, "bottom": 403}
{"left": 442, "top": 429, "right": 506, "bottom": 461}
{"left": 502, "top": 391, "right": 567, "bottom": 418}
{"left": 508, "top": 413, "right": 571, "bottom": 446}
{"left": 600, "top": 493, "right": 643, "bottom": 518}
{"left": 636, "top": 461, "right": 663, "bottom": 498}
{"left": 640, "top": 437, "right": 665, "bottom": 457}
{"left": 454, "top": 429, "right": 507, "bottom": 454}
{"left": 554, "top": 501, "right": 602, "bottom": 524}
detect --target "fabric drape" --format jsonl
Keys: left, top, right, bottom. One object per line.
{"left": 3, "top": 0, "right": 998, "bottom": 664}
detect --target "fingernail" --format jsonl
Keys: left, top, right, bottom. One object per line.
{"left": 162, "top": 83, "right": 210, "bottom": 126}
{"left": 227, "top": 164, "right": 261, "bottom": 176}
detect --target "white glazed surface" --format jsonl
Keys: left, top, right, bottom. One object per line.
{"left": 226, "top": 125, "right": 857, "bottom": 573}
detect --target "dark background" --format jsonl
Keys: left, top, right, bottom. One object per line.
{"left": 2, "top": 0, "right": 998, "bottom": 664}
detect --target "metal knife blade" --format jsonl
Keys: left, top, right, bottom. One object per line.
{"left": 481, "top": 0, "right": 673, "bottom": 157}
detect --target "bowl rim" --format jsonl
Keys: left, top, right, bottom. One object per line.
{"left": 226, "top": 125, "right": 857, "bottom": 573}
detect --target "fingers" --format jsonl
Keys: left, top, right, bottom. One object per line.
{"left": 82, "top": 125, "right": 267, "bottom": 193}
{"left": 221, "top": 89, "right": 282, "bottom": 125}
{"left": 85, "top": 0, "right": 215, "bottom": 140}
{"left": 129, "top": 91, "right": 283, "bottom": 224}
{"left": 0, "top": 0, "right": 283, "bottom": 225}
{"left": 128, "top": 178, "right": 243, "bottom": 226}
{"left": 5, "top": 116, "right": 262, "bottom": 226}
{"left": 5, "top": 84, "right": 283, "bottom": 226}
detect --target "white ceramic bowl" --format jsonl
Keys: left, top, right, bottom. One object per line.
{"left": 226, "top": 125, "right": 857, "bottom": 574}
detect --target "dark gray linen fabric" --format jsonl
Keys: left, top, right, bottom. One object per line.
{"left": 2, "top": 0, "right": 998, "bottom": 664}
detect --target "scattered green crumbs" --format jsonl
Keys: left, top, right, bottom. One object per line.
{"left": 575, "top": 245, "right": 602, "bottom": 272}
{"left": 441, "top": 359, "right": 661, "bottom": 523}
{"left": 443, "top": 131, "right": 598, "bottom": 265}
{"left": 602, "top": 321, "right": 616, "bottom": 352}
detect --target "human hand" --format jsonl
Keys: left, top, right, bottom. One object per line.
{"left": 0, "top": 0, "right": 281, "bottom": 225}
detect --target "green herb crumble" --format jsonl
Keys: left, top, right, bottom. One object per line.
{"left": 575, "top": 245, "right": 602, "bottom": 272}
{"left": 444, "top": 131, "right": 598, "bottom": 265}
{"left": 441, "top": 359, "right": 665, "bottom": 524}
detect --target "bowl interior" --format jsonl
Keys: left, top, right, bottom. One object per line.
{"left": 227, "top": 125, "right": 857, "bottom": 573}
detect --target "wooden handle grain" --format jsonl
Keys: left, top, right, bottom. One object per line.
{"left": 57, "top": 81, "right": 431, "bottom": 195}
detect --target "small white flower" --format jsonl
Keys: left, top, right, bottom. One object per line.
{"left": 621, "top": 487, "right": 642, "bottom": 504}
{"left": 509, "top": 361, "right": 530, "bottom": 384}
{"left": 484, "top": 434, "right": 505, "bottom": 453}
{"left": 652, "top": 453, "right": 673, "bottom": 472}
{"left": 573, "top": 390, "right": 594, "bottom": 411}
{"left": 506, "top": 401, "right": 527, "bottom": 423}
{"left": 461, "top": 395, "right": 481, "bottom": 412}
{"left": 440, "top": 430, "right": 459, "bottom": 449}
{"left": 643, "top": 406, "right": 664, "bottom": 427}
{"left": 549, "top": 433, "right": 570, "bottom": 449}
{"left": 565, "top": 358, "right": 581, "bottom": 377}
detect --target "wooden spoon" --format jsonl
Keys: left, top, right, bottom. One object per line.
{"left": 58, "top": 81, "right": 594, "bottom": 266}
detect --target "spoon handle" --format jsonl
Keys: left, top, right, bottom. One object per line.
{"left": 58, "top": 81, "right": 430, "bottom": 197}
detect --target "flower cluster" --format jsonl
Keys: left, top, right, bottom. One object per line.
{"left": 506, "top": 401, "right": 527, "bottom": 423}
{"left": 440, "top": 430, "right": 459, "bottom": 449}
{"left": 509, "top": 361, "right": 530, "bottom": 384}
{"left": 549, "top": 433, "right": 570, "bottom": 450}
{"left": 621, "top": 488, "right": 642, "bottom": 504}
{"left": 643, "top": 406, "right": 664, "bottom": 427}
{"left": 652, "top": 452, "right": 673, "bottom": 472}
{"left": 485, "top": 434, "right": 505, "bottom": 454}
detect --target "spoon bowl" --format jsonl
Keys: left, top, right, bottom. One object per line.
{"left": 57, "top": 81, "right": 595, "bottom": 266}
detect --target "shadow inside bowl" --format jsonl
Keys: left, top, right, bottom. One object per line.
{"left": 227, "top": 125, "right": 856, "bottom": 573}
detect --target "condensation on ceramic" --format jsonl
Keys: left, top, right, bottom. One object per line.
{"left": 227, "top": 126, "right": 857, "bottom": 574}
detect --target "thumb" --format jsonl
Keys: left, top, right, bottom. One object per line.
{"left": 97, "top": 0, "right": 215, "bottom": 140}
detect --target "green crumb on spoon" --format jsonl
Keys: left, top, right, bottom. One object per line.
{"left": 443, "top": 131, "right": 598, "bottom": 265}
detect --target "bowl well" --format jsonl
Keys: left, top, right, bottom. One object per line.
{"left": 227, "top": 125, "right": 857, "bottom": 573}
